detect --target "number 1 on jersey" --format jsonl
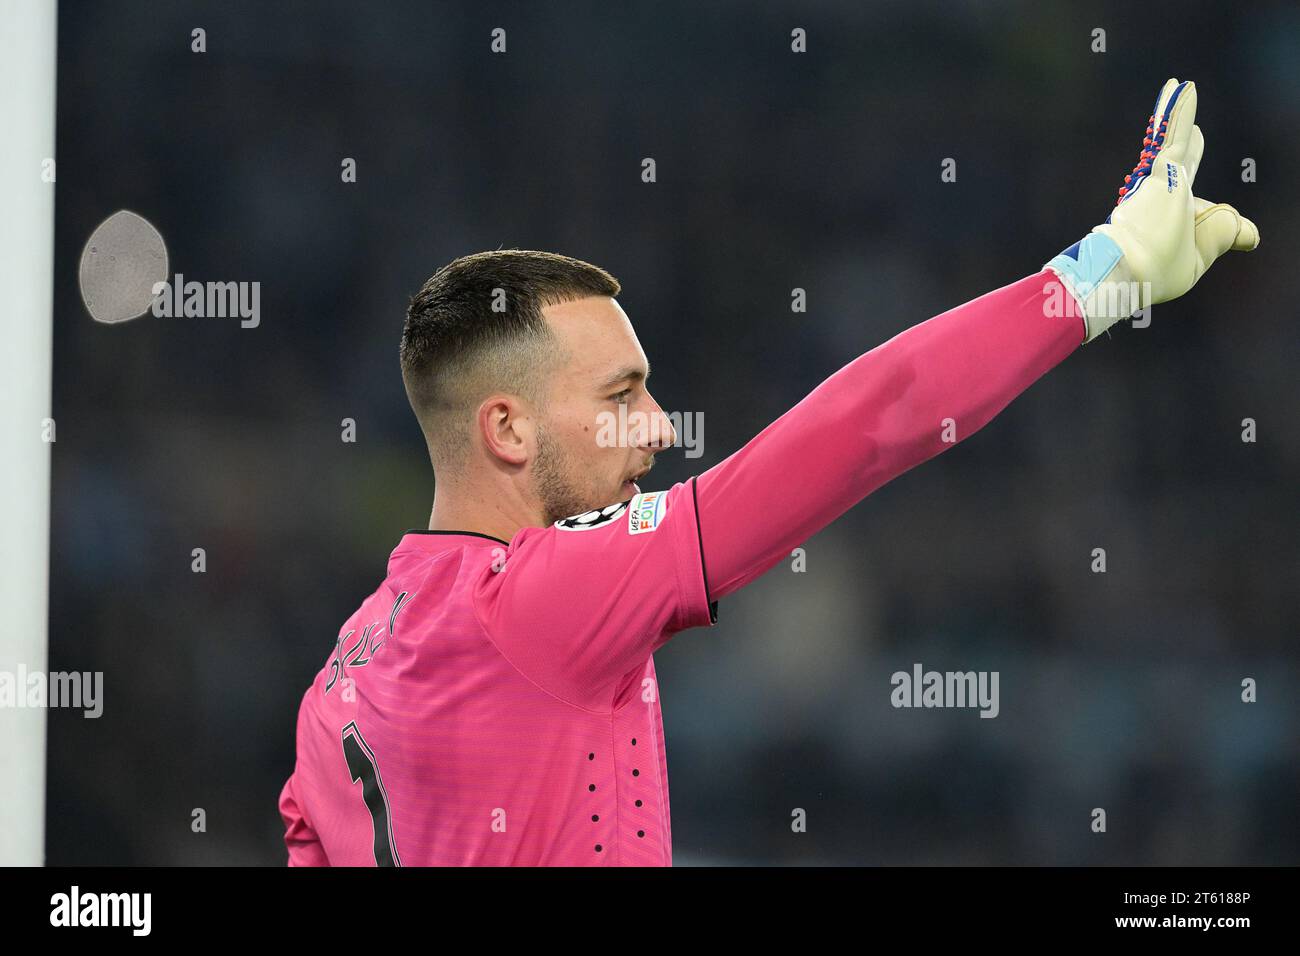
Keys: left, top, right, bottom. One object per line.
{"left": 341, "top": 721, "right": 402, "bottom": 867}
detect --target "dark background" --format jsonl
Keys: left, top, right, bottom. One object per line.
{"left": 47, "top": 0, "right": 1299, "bottom": 864}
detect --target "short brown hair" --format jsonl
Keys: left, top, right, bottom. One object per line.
{"left": 401, "top": 249, "right": 621, "bottom": 464}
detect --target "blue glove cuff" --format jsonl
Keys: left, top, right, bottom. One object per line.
{"left": 1046, "top": 233, "right": 1124, "bottom": 297}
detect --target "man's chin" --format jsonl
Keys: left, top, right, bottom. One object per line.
{"left": 620, "top": 480, "right": 641, "bottom": 500}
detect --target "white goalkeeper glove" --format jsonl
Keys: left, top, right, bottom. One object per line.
{"left": 1046, "top": 78, "right": 1260, "bottom": 343}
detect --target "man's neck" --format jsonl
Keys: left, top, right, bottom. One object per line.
{"left": 426, "top": 489, "right": 538, "bottom": 545}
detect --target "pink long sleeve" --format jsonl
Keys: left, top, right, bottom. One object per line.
{"left": 694, "top": 269, "right": 1084, "bottom": 600}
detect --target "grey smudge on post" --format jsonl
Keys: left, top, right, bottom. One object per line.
{"left": 78, "top": 210, "right": 168, "bottom": 323}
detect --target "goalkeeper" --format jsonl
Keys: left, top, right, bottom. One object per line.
{"left": 281, "top": 78, "right": 1258, "bottom": 866}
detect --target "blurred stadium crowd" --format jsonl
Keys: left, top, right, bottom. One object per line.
{"left": 47, "top": 0, "right": 1298, "bottom": 863}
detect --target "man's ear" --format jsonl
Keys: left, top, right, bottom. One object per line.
{"left": 478, "top": 394, "right": 533, "bottom": 466}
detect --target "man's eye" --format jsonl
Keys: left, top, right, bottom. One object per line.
{"left": 610, "top": 389, "right": 632, "bottom": 404}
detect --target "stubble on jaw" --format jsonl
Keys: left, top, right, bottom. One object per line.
{"left": 532, "top": 424, "right": 603, "bottom": 526}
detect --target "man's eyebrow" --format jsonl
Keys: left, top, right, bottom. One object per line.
{"left": 596, "top": 363, "right": 650, "bottom": 392}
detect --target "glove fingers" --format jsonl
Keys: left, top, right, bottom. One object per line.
{"left": 1159, "top": 81, "right": 1197, "bottom": 162}
{"left": 1233, "top": 213, "right": 1261, "bottom": 251}
{"left": 1194, "top": 201, "right": 1260, "bottom": 265}
{"left": 1151, "top": 78, "right": 1181, "bottom": 126}
{"left": 1194, "top": 196, "right": 1260, "bottom": 251}
{"left": 1184, "top": 124, "right": 1205, "bottom": 188}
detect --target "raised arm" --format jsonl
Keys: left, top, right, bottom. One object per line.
{"left": 695, "top": 268, "right": 1079, "bottom": 599}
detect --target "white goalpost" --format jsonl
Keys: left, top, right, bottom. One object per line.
{"left": 0, "top": 0, "right": 57, "bottom": 866}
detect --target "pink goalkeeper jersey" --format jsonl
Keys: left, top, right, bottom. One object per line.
{"left": 280, "top": 484, "right": 713, "bottom": 867}
{"left": 280, "top": 269, "right": 1085, "bottom": 866}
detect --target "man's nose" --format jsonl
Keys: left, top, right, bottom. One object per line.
{"left": 640, "top": 395, "right": 676, "bottom": 450}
